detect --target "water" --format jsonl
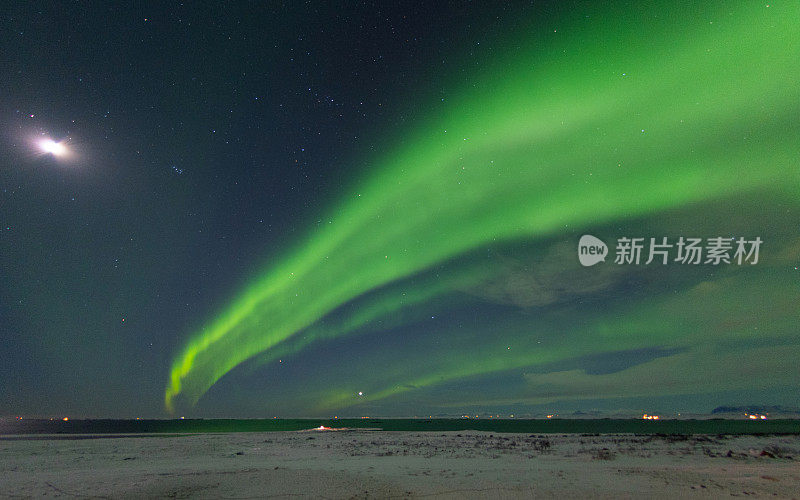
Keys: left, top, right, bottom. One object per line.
{"left": 2, "top": 418, "right": 798, "bottom": 435}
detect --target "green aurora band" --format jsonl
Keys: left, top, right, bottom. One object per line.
{"left": 166, "top": 3, "right": 800, "bottom": 413}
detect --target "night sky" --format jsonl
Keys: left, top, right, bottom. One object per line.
{"left": 1, "top": 2, "right": 798, "bottom": 418}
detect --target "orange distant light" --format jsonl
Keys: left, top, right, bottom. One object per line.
{"left": 62, "top": 417, "right": 69, "bottom": 421}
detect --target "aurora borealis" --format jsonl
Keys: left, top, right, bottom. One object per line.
{"left": 165, "top": 2, "right": 800, "bottom": 415}
{"left": 2, "top": 2, "right": 798, "bottom": 418}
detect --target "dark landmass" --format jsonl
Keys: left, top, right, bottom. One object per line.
{"left": 711, "top": 405, "right": 800, "bottom": 415}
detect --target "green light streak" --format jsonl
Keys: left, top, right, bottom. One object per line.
{"left": 316, "top": 269, "right": 800, "bottom": 411}
{"left": 243, "top": 259, "right": 493, "bottom": 372}
{"left": 166, "top": 3, "right": 800, "bottom": 412}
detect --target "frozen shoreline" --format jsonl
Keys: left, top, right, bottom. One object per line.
{"left": 2, "top": 431, "right": 799, "bottom": 498}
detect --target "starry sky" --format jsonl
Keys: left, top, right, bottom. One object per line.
{"left": 1, "top": 2, "right": 798, "bottom": 418}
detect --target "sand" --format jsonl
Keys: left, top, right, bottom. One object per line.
{"left": 1, "top": 431, "right": 799, "bottom": 498}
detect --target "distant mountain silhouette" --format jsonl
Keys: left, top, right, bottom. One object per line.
{"left": 711, "top": 405, "right": 800, "bottom": 414}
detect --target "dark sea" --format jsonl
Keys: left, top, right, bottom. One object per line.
{"left": 2, "top": 418, "right": 799, "bottom": 436}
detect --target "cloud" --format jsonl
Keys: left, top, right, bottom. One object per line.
{"left": 519, "top": 344, "right": 800, "bottom": 403}
{"left": 462, "top": 240, "right": 624, "bottom": 308}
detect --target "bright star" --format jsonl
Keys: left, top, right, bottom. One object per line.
{"left": 39, "top": 139, "right": 67, "bottom": 157}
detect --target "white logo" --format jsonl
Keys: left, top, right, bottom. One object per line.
{"left": 578, "top": 235, "right": 608, "bottom": 266}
